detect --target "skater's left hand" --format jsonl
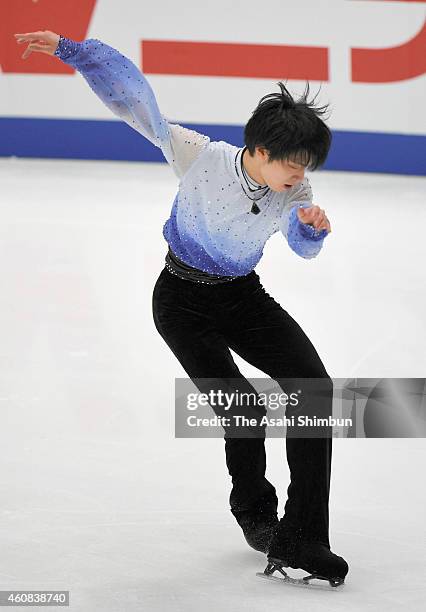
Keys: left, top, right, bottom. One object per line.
{"left": 13, "top": 30, "right": 60, "bottom": 59}
{"left": 297, "top": 205, "right": 331, "bottom": 232}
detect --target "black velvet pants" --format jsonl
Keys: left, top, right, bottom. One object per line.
{"left": 152, "top": 266, "right": 333, "bottom": 547}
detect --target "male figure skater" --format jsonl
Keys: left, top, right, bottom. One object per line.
{"left": 14, "top": 30, "right": 348, "bottom": 587}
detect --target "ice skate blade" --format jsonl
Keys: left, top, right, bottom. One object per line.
{"left": 256, "top": 567, "right": 345, "bottom": 591}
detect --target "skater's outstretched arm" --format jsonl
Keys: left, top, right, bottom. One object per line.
{"left": 13, "top": 31, "right": 210, "bottom": 180}
{"left": 280, "top": 178, "right": 330, "bottom": 259}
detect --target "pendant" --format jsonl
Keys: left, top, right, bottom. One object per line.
{"left": 251, "top": 202, "right": 260, "bottom": 214}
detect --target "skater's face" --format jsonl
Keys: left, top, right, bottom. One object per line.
{"left": 255, "top": 147, "right": 306, "bottom": 192}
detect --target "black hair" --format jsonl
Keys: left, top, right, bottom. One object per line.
{"left": 244, "top": 81, "right": 332, "bottom": 171}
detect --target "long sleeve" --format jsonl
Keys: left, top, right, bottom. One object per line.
{"left": 280, "top": 177, "right": 328, "bottom": 259}
{"left": 53, "top": 36, "right": 210, "bottom": 179}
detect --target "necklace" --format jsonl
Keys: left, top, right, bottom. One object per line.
{"left": 234, "top": 147, "right": 271, "bottom": 214}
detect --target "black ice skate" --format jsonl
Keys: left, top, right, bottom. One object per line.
{"left": 231, "top": 492, "right": 279, "bottom": 554}
{"left": 257, "top": 525, "right": 348, "bottom": 589}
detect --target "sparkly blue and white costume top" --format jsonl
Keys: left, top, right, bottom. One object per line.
{"left": 54, "top": 37, "right": 329, "bottom": 277}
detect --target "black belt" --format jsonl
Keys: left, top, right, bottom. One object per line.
{"left": 164, "top": 246, "right": 239, "bottom": 284}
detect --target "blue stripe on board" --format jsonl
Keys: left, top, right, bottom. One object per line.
{"left": 0, "top": 117, "right": 424, "bottom": 175}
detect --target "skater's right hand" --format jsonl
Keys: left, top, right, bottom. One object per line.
{"left": 14, "top": 30, "right": 60, "bottom": 59}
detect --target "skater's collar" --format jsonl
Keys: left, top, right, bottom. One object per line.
{"left": 234, "top": 147, "right": 271, "bottom": 206}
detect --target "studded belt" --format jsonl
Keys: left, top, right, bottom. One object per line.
{"left": 164, "top": 246, "right": 240, "bottom": 284}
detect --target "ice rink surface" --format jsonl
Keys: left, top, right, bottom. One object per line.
{"left": 0, "top": 157, "right": 425, "bottom": 611}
